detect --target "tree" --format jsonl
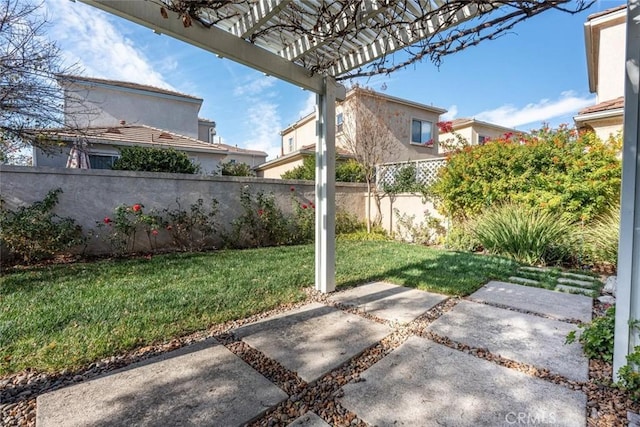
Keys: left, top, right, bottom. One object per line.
{"left": 112, "top": 146, "right": 201, "bottom": 174}
{"left": 218, "top": 160, "right": 255, "bottom": 176}
{"left": 0, "top": 0, "right": 81, "bottom": 163}
{"left": 341, "top": 87, "right": 397, "bottom": 232}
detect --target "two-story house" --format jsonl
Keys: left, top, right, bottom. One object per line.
{"left": 33, "top": 76, "right": 267, "bottom": 173}
{"left": 256, "top": 87, "right": 446, "bottom": 178}
{"left": 574, "top": 5, "right": 626, "bottom": 140}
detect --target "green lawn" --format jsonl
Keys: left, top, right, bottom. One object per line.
{"left": 0, "top": 241, "right": 519, "bottom": 376}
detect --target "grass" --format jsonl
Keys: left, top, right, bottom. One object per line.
{"left": 0, "top": 241, "right": 519, "bottom": 376}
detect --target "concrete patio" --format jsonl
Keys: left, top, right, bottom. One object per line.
{"left": 37, "top": 280, "right": 591, "bottom": 426}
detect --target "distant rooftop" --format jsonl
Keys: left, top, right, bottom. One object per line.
{"left": 578, "top": 96, "right": 624, "bottom": 115}
{"left": 58, "top": 75, "right": 202, "bottom": 101}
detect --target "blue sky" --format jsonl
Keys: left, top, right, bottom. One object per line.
{"left": 43, "top": 0, "right": 626, "bottom": 159}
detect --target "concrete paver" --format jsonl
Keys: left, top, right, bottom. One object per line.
{"left": 556, "top": 284, "right": 595, "bottom": 296}
{"left": 557, "top": 277, "right": 597, "bottom": 288}
{"left": 328, "top": 281, "right": 448, "bottom": 324}
{"left": 36, "top": 340, "right": 287, "bottom": 427}
{"left": 507, "top": 276, "right": 540, "bottom": 285}
{"left": 470, "top": 281, "right": 592, "bottom": 322}
{"left": 427, "top": 300, "right": 589, "bottom": 382}
{"left": 233, "top": 302, "right": 391, "bottom": 383}
{"left": 287, "top": 412, "right": 330, "bottom": 427}
{"left": 340, "top": 337, "right": 587, "bottom": 427}
{"left": 561, "top": 272, "right": 600, "bottom": 282}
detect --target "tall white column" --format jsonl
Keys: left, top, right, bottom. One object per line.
{"left": 614, "top": 0, "right": 640, "bottom": 380}
{"left": 315, "top": 77, "right": 337, "bottom": 294}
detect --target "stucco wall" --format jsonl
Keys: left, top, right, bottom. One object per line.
{"left": 64, "top": 83, "right": 202, "bottom": 138}
{"left": 377, "top": 194, "right": 445, "bottom": 241}
{"left": 258, "top": 158, "right": 306, "bottom": 179}
{"left": 598, "top": 22, "right": 626, "bottom": 102}
{"left": 281, "top": 115, "right": 316, "bottom": 155}
{"left": 0, "top": 166, "right": 366, "bottom": 254}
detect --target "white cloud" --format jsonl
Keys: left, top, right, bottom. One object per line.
{"left": 242, "top": 102, "right": 282, "bottom": 160}
{"left": 441, "top": 105, "right": 458, "bottom": 121}
{"left": 474, "top": 91, "right": 595, "bottom": 128}
{"left": 44, "top": 0, "right": 174, "bottom": 90}
{"left": 233, "top": 75, "right": 276, "bottom": 96}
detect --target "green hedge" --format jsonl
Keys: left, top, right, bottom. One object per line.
{"left": 112, "top": 146, "right": 200, "bottom": 174}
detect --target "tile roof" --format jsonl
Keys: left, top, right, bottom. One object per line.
{"left": 578, "top": 96, "right": 624, "bottom": 115}
{"left": 587, "top": 4, "right": 626, "bottom": 21}
{"left": 39, "top": 125, "right": 266, "bottom": 156}
{"left": 58, "top": 75, "right": 202, "bottom": 101}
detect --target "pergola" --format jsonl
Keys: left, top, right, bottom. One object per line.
{"left": 77, "top": 0, "right": 639, "bottom": 380}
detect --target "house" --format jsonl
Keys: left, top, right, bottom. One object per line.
{"left": 437, "top": 118, "right": 520, "bottom": 152}
{"left": 256, "top": 87, "right": 447, "bottom": 178}
{"left": 33, "top": 75, "right": 267, "bottom": 173}
{"left": 574, "top": 5, "right": 626, "bottom": 140}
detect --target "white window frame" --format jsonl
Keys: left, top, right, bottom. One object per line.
{"left": 288, "top": 137, "right": 294, "bottom": 152}
{"left": 410, "top": 118, "right": 434, "bottom": 146}
{"left": 336, "top": 112, "right": 344, "bottom": 133}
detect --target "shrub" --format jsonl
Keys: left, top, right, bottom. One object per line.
{"left": 430, "top": 126, "right": 621, "bottom": 223}
{"left": 290, "top": 198, "right": 315, "bottom": 244}
{"left": 223, "top": 186, "right": 291, "bottom": 248}
{"left": 472, "top": 203, "right": 575, "bottom": 265}
{"left": 566, "top": 307, "right": 614, "bottom": 363}
{"left": 394, "top": 208, "right": 444, "bottom": 245}
{"left": 582, "top": 206, "right": 619, "bottom": 268}
{"left": 618, "top": 349, "right": 640, "bottom": 402}
{"left": 336, "top": 211, "right": 366, "bottom": 234}
{"left": 444, "top": 222, "right": 481, "bottom": 252}
{"left": 281, "top": 156, "right": 365, "bottom": 182}
{"left": 96, "top": 203, "right": 163, "bottom": 254}
{"left": 163, "top": 198, "right": 218, "bottom": 251}
{"left": 112, "top": 146, "right": 200, "bottom": 174}
{"left": 0, "top": 189, "right": 84, "bottom": 263}
{"left": 383, "top": 163, "right": 426, "bottom": 194}
{"left": 218, "top": 161, "right": 255, "bottom": 177}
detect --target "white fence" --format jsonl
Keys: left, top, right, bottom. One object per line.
{"left": 376, "top": 157, "right": 447, "bottom": 189}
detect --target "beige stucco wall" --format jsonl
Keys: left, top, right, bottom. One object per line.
{"left": 64, "top": 83, "right": 202, "bottom": 139}
{"left": 597, "top": 22, "right": 626, "bottom": 102}
{"left": 439, "top": 123, "right": 518, "bottom": 153}
{"left": 281, "top": 115, "right": 316, "bottom": 155}
{"left": 584, "top": 116, "right": 624, "bottom": 141}
{"left": 258, "top": 157, "right": 306, "bottom": 179}
{"left": 0, "top": 166, "right": 367, "bottom": 254}
{"left": 377, "top": 194, "right": 445, "bottom": 242}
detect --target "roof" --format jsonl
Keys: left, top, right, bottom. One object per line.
{"left": 256, "top": 143, "right": 353, "bottom": 171}
{"left": 38, "top": 125, "right": 266, "bottom": 156}
{"left": 450, "top": 118, "right": 519, "bottom": 133}
{"left": 578, "top": 96, "right": 624, "bottom": 115}
{"left": 58, "top": 75, "right": 202, "bottom": 102}
{"left": 587, "top": 5, "right": 626, "bottom": 21}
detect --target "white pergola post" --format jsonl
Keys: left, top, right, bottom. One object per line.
{"left": 315, "top": 77, "right": 337, "bottom": 294}
{"left": 614, "top": 0, "right": 640, "bottom": 380}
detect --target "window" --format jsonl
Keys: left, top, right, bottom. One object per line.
{"left": 478, "top": 135, "right": 489, "bottom": 145}
{"left": 336, "top": 113, "right": 344, "bottom": 133}
{"left": 411, "top": 119, "right": 433, "bottom": 146}
{"left": 288, "top": 137, "right": 294, "bottom": 152}
{"left": 88, "top": 154, "right": 118, "bottom": 169}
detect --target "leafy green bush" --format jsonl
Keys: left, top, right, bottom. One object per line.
{"left": 163, "top": 198, "right": 218, "bottom": 251}
{"left": 0, "top": 189, "right": 84, "bottom": 263}
{"left": 218, "top": 161, "right": 255, "bottom": 177}
{"left": 431, "top": 126, "right": 621, "bottom": 223}
{"left": 281, "top": 156, "right": 365, "bottom": 182}
{"left": 444, "top": 222, "right": 481, "bottom": 252}
{"left": 394, "top": 208, "right": 444, "bottom": 245}
{"left": 566, "top": 307, "right": 614, "bottom": 363}
{"left": 96, "top": 203, "right": 163, "bottom": 254}
{"left": 336, "top": 211, "right": 366, "bottom": 234}
{"left": 472, "top": 203, "right": 575, "bottom": 265}
{"left": 112, "top": 146, "right": 200, "bottom": 174}
{"left": 383, "top": 163, "right": 426, "bottom": 194}
{"left": 223, "top": 187, "right": 291, "bottom": 248}
{"left": 618, "top": 349, "right": 640, "bottom": 402}
{"left": 583, "top": 206, "right": 619, "bottom": 268}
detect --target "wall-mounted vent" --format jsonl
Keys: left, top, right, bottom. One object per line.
{"left": 105, "top": 127, "right": 122, "bottom": 134}
{"left": 158, "top": 132, "right": 173, "bottom": 140}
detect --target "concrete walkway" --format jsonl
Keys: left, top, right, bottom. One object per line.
{"left": 37, "top": 280, "right": 592, "bottom": 427}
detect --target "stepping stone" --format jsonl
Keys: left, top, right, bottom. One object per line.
{"left": 598, "top": 295, "right": 615, "bottom": 305}
{"left": 556, "top": 284, "right": 595, "bottom": 296}
{"left": 233, "top": 302, "right": 391, "bottom": 383}
{"left": 557, "top": 277, "right": 597, "bottom": 288}
{"left": 519, "top": 266, "right": 550, "bottom": 273}
{"left": 508, "top": 276, "right": 540, "bottom": 285}
{"left": 287, "top": 412, "right": 330, "bottom": 427}
{"left": 328, "top": 282, "right": 448, "bottom": 324}
{"left": 36, "top": 339, "right": 287, "bottom": 427}
{"left": 427, "top": 300, "right": 589, "bottom": 382}
{"left": 604, "top": 276, "right": 617, "bottom": 295}
{"left": 340, "top": 337, "right": 586, "bottom": 427}
{"left": 561, "top": 272, "right": 600, "bottom": 282}
{"left": 470, "top": 281, "right": 592, "bottom": 323}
